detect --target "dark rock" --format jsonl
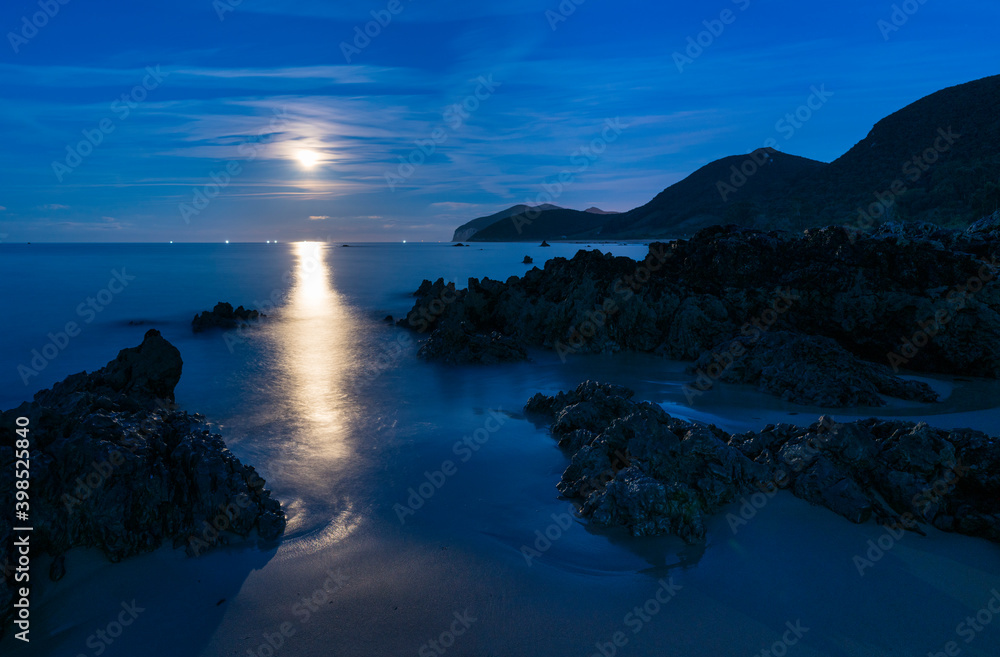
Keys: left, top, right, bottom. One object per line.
{"left": 523, "top": 256, "right": 533, "bottom": 264}
{"left": 689, "top": 331, "right": 939, "bottom": 407}
{"left": 99, "top": 329, "right": 183, "bottom": 402}
{"left": 418, "top": 321, "right": 527, "bottom": 365}
{"left": 192, "top": 302, "right": 264, "bottom": 332}
{"left": 49, "top": 555, "right": 66, "bottom": 582}
{"left": 400, "top": 225, "right": 1000, "bottom": 400}
{"left": 453, "top": 243, "right": 468, "bottom": 247}
{"left": 540, "top": 240, "right": 551, "bottom": 247}
{"left": 383, "top": 315, "right": 394, "bottom": 323}
{"left": 0, "top": 331, "right": 285, "bottom": 631}
{"left": 528, "top": 383, "right": 1000, "bottom": 544}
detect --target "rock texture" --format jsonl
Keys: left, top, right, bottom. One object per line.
{"left": 418, "top": 321, "right": 528, "bottom": 365}
{"left": 402, "top": 224, "right": 999, "bottom": 403}
{"left": 689, "top": 331, "right": 939, "bottom": 407}
{"left": 527, "top": 382, "right": 1000, "bottom": 544}
{"left": 192, "top": 302, "right": 263, "bottom": 332}
{"left": 0, "top": 330, "right": 285, "bottom": 633}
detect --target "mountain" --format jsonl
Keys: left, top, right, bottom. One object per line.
{"left": 468, "top": 207, "right": 611, "bottom": 242}
{"left": 598, "top": 149, "right": 827, "bottom": 238}
{"left": 584, "top": 207, "right": 620, "bottom": 214}
{"left": 793, "top": 73, "right": 1000, "bottom": 227}
{"left": 458, "top": 74, "right": 1000, "bottom": 241}
{"left": 451, "top": 204, "right": 562, "bottom": 241}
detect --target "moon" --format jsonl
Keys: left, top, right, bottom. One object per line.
{"left": 295, "top": 149, "right": 321, "bottom": 169}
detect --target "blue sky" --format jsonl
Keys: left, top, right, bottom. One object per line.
{"left": 0, "top": 0, "right": 997, "bottom": 242}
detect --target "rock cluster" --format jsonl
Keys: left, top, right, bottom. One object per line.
{"left": 418, "top": 321, "right": 528, "bottom": 365}
{"left": 192, "top": 302, "right": 263, "bottom": 332}
{"left": 527, "top": 382, "right": 1000, "bottom": 543}
{"left": 0, "top": 330, "right": 285, "bottom": 633}
{"left": 689, "top": 331, "right": 939, "bottom": 407}
{"left": 402, "top": 224, "right": 1000, "bottom": 406}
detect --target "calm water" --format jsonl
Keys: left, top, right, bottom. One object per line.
{"left": 2, "top": 242, "right": 1000, "bottom": 657}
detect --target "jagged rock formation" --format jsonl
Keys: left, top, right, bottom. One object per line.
{"left": 0, "top": 330, "right": 285, "bottom": 633}
{"left": 192, "top": 302, "right": 263, "bottom": 332}
{"left": 689, "top": 331, "right": 939, "bottom": 407}
{"left": 401, "top": 224, "right": 999, "bottom": 404}
{"left": 527, "top": 382, "right": 1000, "bottom": 543}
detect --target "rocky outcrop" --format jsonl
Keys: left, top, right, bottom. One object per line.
{"left": 689, "top": 331, "right": 939, "bottom": 407}
{"left": 418, "top": 321, "right": 528, "bottom": 365}
{"left": 192, "top": 302, "right": 263, "bottom": 332}
{"left": 402, "top": 224, "right": 1000, "bottom": 401}
{"left": 0, "top": 330, "right": 285, "bottom": 633}
{"left": 526, "top": 382, "right": 769, "bottom": 541}
{"left": 527, "top": 382, "right": 1000, "bottom": 543}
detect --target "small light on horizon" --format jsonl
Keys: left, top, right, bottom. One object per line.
{"left": 226, "top": 240, "right": 230, "bottom": 244}
{"left": 402, "top": 240, "right": 407, "bottom": 244}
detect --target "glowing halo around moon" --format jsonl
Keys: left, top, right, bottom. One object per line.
{"left": 294, "top": 149, "right": 322, "bottom": 169}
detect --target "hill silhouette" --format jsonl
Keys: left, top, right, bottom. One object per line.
{"left": 458, "top": 74, "right": 1000, "bottom": 241}
{"left": 451, "top": 203, "right": 562, "bottom": 241}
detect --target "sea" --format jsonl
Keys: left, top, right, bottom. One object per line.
{"left": 2, "top": 242, "right": 1000, "bottom": 657}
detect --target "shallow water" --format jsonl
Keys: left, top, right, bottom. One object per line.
{"left": 3, "top": 242, "right": 1000, "bottom": 656}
